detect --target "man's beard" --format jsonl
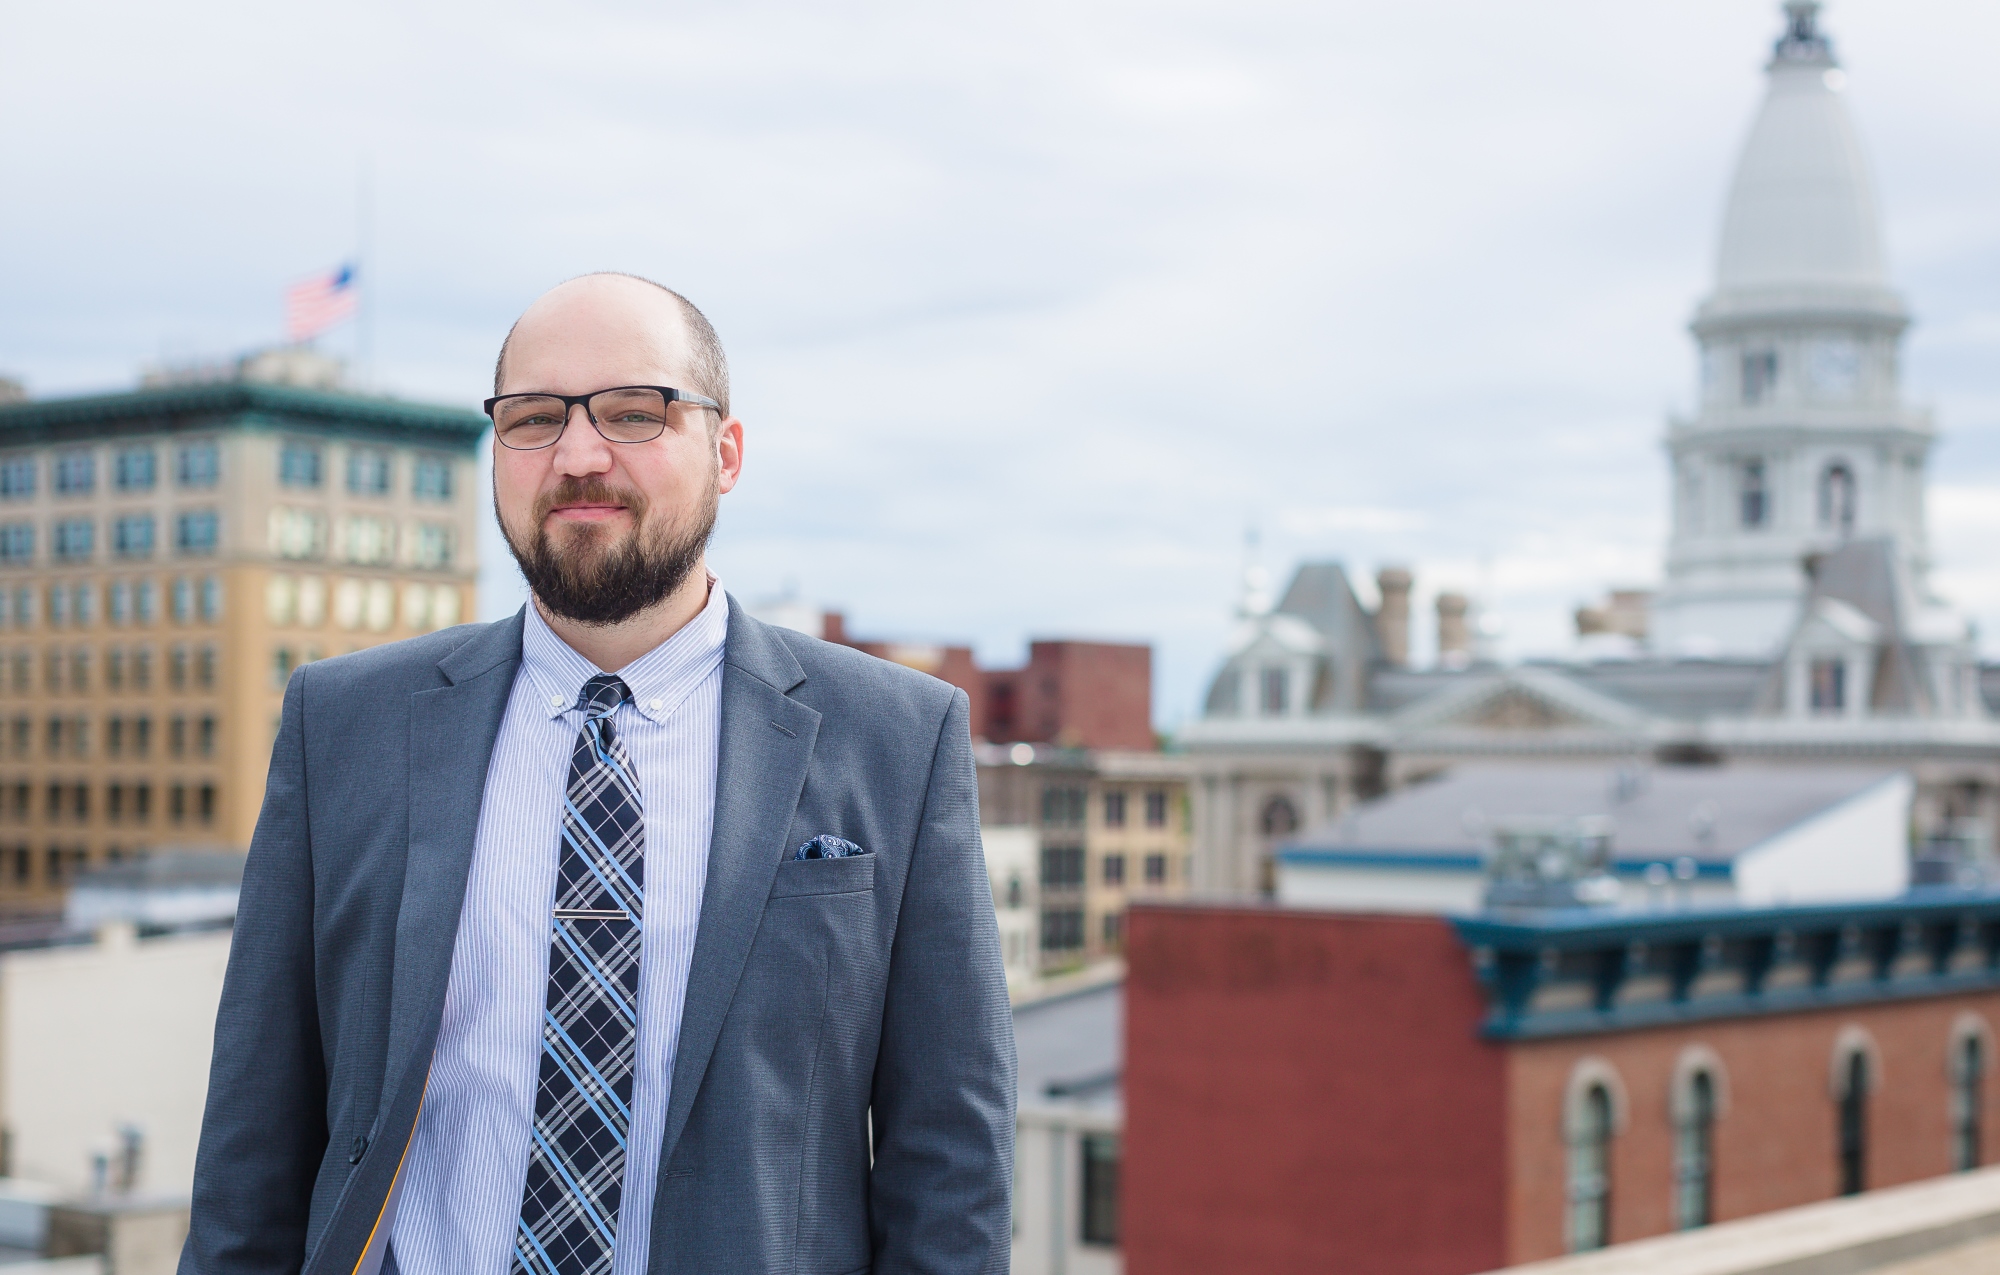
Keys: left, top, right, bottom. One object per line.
{"left": 501, "top": 472, "right": 717, "bottom": 626}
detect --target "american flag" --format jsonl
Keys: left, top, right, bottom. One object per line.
{"left": 284, "top": 263, "right": 359, "bottom": 342}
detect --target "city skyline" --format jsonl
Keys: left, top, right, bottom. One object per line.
{"left": 4, "top": 1, "right": 1998, "bottom": 728}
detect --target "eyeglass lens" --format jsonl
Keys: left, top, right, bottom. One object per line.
{"left": 493, "top": 388, "right": 672, "bottom": 449}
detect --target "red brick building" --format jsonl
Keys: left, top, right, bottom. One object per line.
{"left": 822, "top": 612, "right": 1152, "bottom": 750}
{"left": 1123, "top": 897, "right": 2000, "bottom": 1274}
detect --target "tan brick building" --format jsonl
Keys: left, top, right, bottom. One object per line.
{"left": 977, "top": 745, "right": 1192, "bottom": 971}
{"left": 0, "top": 372, "right": 485, "bottom": 906}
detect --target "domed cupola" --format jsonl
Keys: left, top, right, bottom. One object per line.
{"left": 1705, "top": 0, "right": 1901, "bottom": 319}
{"left": 1651, "top": 1, "right": 1940, "bottom": 662}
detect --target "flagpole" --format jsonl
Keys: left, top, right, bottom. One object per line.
{"left": 357, "top": 160, "right": 374, "bottom": 392}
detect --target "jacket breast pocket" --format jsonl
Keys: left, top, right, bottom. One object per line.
{"left": 769, "top": 853, "right": 875, "bottom": 899}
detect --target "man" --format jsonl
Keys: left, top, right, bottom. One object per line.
{"left": 180, "top": 274, "right": 1016, "bottom": 1275}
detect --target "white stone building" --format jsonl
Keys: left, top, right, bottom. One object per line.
{"left": 1178, "top": 3, "right": 2000, "bottom": 900}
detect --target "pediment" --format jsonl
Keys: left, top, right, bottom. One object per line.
{"left": 1389, "top": 668, "right": 1652, "bottom": 735}
{"left": 1465, "top": 687, "right": 1589, "bottom": 730}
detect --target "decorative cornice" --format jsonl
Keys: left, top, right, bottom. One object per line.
{"left": 0, "top": 383, "right": 489, "bottom": 451}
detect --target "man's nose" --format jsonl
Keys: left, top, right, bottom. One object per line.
{"left": 550, "top": 401, "right": 613, "bottom": 476}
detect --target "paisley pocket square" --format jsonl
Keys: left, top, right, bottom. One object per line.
{"left": 795, "top": 834, "right": 868, "bottom": 860}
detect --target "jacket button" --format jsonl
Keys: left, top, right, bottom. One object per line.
{"left": 349, "top": 1136, "right": 368, "bottom": 1164}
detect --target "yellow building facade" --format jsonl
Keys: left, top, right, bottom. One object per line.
{"left": 0, "top": 377, "right": 486, "bottom": 907}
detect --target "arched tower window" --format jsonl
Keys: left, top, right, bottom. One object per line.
{"left": 1741, "top": 350, "right": 1778, "bottom": 405}
{"left": 1259, "top": 666, "right": 1289, "bottom": 716}
{"left": 1739, "top": 460, "right": 1768, "bottom": 529}
{"left": 1838, "top": 1048, "right": 1868, "bottom": 1195}
{"left": 1568, "top": 1084, "right": 1613, "bottom": 1251}
{"left": 1259, "top": 794, "right": 1298, "bottom": 839}
{"left": 1953, "top": 1021, "right": 1988, "bottom": 1172}
{"left": 1819, "top": 463, "right": 1856, "bottom": 535}
{"left": 1675, "top": 1071, "right": 1716, "bottom": 1229}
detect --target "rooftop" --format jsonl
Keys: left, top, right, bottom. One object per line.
{"left": 0, "top": 379, "right": 488, "bottom": 452}
{"left": 1014, "top": 979, "right": 1120, "bottom": 1112}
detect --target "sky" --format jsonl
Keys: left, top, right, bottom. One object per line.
{"left": 4, "top": 0, "right": 1998, "bottom": 731}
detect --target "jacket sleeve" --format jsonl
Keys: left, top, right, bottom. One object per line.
{"left": 181, "top": 667, "right": 327, "bottom": 1275}
{"left": 869, "top": 689, "right": 1018, "bottom": 1274}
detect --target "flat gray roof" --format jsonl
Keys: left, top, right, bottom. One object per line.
{"left": 1013, "top": 981, "right": 1120, "bottom": 1110}
{"left": 1286, "top": 763, "right": 1901, "bottom": 866}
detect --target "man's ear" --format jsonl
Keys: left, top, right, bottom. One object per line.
{"left": 715, "top": 416, "right": 745, "bottom": 495}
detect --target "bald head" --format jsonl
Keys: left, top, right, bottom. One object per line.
{"left": 494, "top": 273, "right": 730, "bottom": 416}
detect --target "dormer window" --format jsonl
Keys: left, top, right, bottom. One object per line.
{"left": 1742, "top": 350, "right": 1777, "bottom": 404}
{"left": 1260, "top": 667, "right": 1289, "bottom": 716}
{"left": 1810, "top": 658, "right": 1845, "bottom": 713}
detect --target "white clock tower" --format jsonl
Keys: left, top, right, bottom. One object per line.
{"left": 1652, "top": 1, "right": 1936, "bottom": 658}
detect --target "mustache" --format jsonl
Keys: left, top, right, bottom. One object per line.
{"left": 534, "top": 476, "right": 648, "bottom": 525}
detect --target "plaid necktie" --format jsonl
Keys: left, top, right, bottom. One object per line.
{"left": 514, "top": 674, "right": 645, "bottom": 1275}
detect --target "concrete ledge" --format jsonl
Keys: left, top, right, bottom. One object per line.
{"left": 1481, "top": 1166, "right": 2000, "bottom": 1275}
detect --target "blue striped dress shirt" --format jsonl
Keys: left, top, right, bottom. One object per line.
{"left": 390, "top": 582, "right": 728, "bottom": 1275}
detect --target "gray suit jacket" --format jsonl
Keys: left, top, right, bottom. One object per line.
{"left": 180, "top": 598, "right": 1016, "bottom": 1275}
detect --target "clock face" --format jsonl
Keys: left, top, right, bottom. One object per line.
{"left": 1809, "top": 339, "right": 1861, "bottom": 399}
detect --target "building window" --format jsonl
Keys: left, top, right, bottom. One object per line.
{"left": 113, "top": 514, "right": 156, "bottom": 558}
{"left": 114, "top": 446, "right": 157, "bottom": 492}
{"left": 279, "top": 441, "right": 323, "bottom": 488}
{"left": 108, "top": 582, "right": 129, "bottom": 624}
{"left": 52, "top": 519, "right": 94, "bottom": 561}
{"left": 1739, "top": 459, "right": 1767, "bottom": 529}
{"left": 1040, "top": 845, "right": 1085, "bottom": 891}
{"left": 169, "top": 784, "right": 186, "bottom": 822}
{"left": 131, "top": 649, "right": 152, "bottom": 692}
{"left": 201, "top": 574, "right": 222, "bottom": 621}
{"left": 197, "top": 714, "right": 217, "bottom": 757}
{"left": 134, "top": 579, "right": 155, "bottom": 624}
{"left": 132, "top": 715, "right": 151, "bottom": 756}
{"left": 168, "top": 647, "right": 188, "bottom": 691}
{"left": 1103, "top": 790, "right": 1126, "bottom": 828}
{"left": 52, "top": 449, "right": 94, "bottom": 495}
{"left": 269, "top": 508, "right": 325, "bottom": 560}
{"left": 1040, "top": 906, "right": 1084, "bottom": 952}
{"left": 1820, "top": 463, "right": 1856, "bottom": 534}
{"left": 346, "top": 447, "right": 391, "bottom": 496}
{"left": 171, "top": 577, "right": 193, "bottom": 622}
{"left": 413, "top": 523, "right": 453, "bottom": 569}
{"left": 1259, "top": 794, "right": 1299, "bottom": 839}
{"left": 169, "top": 715, "right": 186, "bottom": 756}
{"left": 133, "top": 783, "right": 151, "bottom": 821}
{"left": 1810, "top": 658, "right": 1846, "bottom": 714}
{"left": 1260, "top": 666, "right": 1289, "bottom": 715}
{"left": 177, "top": 510, "right": 220, "bottom": 555}
{"left": 1005, "top": 875, "right": 1023, "bottom": 909}
{"left": 1742, "top": 350, "right": 1778, "bottom": 405}
{"left": 68, "top": 649, "right": 89, "bottom": 692}
{"left": 1568, "top": 1084, "right": 1613, "bottom": 1251}
{"left": 198, "top": 784, "right": 216, "bottom": 823}
{"left": 1838, "top": 1048, "right": 1869, "bottom": 1196}
{"left": 176, "top": 440, "right": 220, "bottom": 488}
{"left": 1079, "top": 1133, "right": 1120, "bottom": 1247}
{"left": 273, "top": 647, "right": 293, "bottom": 689}
{"left": 413, "top": 455, "right": 453, "bottom": 500}
{"left": 1101, "top": 911, "right": 1124, "bottom": 947}
{"left": 196, "top": 643, "right": 217, "bottom": 688}
{"left": 1675, "top": 1071, "right": 1716, "bottom": 1230}
{"left": 1102, "top": 854, "right": 1125, "bottom": 887}
{"left": 1954, "top": 1030, "right": 1985, "bottom": 1172}
{"left": 106, "top": 716, "right": 124, "bottom": 757}
{"left": 71, "top": 583, "right": 93, "bottom": 626}
{"left": 1145, "top": 853, "right": 1168, "bottom": 885}
{"left": 1041, "top": 786, "right": 1086, "bottom": 827}
{"left": 0, "top": 523, "right": 33, "bottom": 563}
{"left": 0, "top": 457, "right": 35, "bottom": 499}
{"left": 341, "top": 515, "right": 395, "bottom": 565}
{"left": 1145, "top": 789, "right": 1169, "bottom": 827}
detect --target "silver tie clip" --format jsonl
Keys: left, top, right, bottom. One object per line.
{"left": 553, "top": 908, "right": 632, "bottom": 922}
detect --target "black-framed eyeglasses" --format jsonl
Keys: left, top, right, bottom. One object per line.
{"left": 482, "top": 385, "right": 722, "bottom": 451}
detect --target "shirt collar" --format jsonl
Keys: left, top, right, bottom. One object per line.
{"left": 520, "top": 577, "right": 729, "bottom": 726}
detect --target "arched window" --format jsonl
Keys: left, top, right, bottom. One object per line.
{"left": 1838, "top": 1049, "right": 1868, "bottom": 1195}
{"left": 1739, "top": 460, "right": 1768, "bottom": 529}
{"left": 1819, "top": 463, "right": 1856, "bottom": 535}
{"left": 1675, "top": 1072, "right": 1716, "bottom": 1229}
{"left": 1568, "top": 1084, "right": 1613, "bottom": 1251}
{"left": 1954, "top": 1028, "right": 1986, "bottom": 1172}
{"left": 1259, "top": 794, "right": 1298, "bottom": 839}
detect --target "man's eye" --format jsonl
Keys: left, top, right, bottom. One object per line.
{"left": 515, "top": 414, "right": 560, "bottom": 427}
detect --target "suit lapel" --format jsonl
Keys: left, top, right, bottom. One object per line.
{"left": 305, "top": 611, "right": 527, "bottom": 1275}
{"left": 657, "top": 599, "right": 820, "bottom": 1166}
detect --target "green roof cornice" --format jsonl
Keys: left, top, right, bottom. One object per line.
{"left": 0, "top": 382, "right": 489, "bottom": 452}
